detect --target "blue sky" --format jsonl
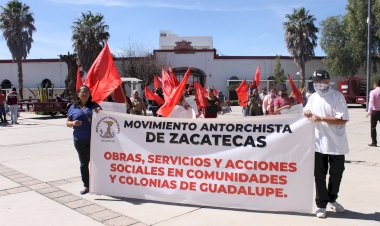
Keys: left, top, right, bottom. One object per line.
{"left": 0, "top": 0, "right": 347, "bottom": 59}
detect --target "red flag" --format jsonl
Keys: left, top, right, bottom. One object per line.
{"left": 194, "top": 82, "right": 207, "bottom": 108}
{"left": 76, "top": 65, "right": 82, "bottom": 91}
{"left": 112, "top": 85, "right": 126, "bottom": 103}
{"left": 161, "top": 67, "right": 175, "bottom": 102}
{"left": 212, "top": 86, "right": 218, "bottom": 95}
{"left": 254, "top": 64, "right": 260, "bottom": 89}
{"left": 145, "top": 86, "right": 164, "bottom": 106}
{"left": 157, "top": 67, "right": 191, "bottom": 117}
{"left": 235, "top": 80, "right": 248, "bottom": 107}
{"left": 154, "top": 75, "right": 161, "bottom": 89}
{"left": 84, "top": 43, "right": 122, "bottom": 103}
{"left": 169, "top": 67, "right": 180, "bottom": 86}
{"left": 288, "top": 74, "right": 304, "bottom": 104}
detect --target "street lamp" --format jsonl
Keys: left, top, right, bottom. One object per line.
{"left": 366, "top": 0, "right": 372, "bottom": 110}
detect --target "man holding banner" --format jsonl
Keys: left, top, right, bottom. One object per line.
{"left": 304, "top": 69, "right": 349, "bottom": 218}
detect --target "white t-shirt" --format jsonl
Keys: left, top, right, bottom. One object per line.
{"left": 168, "top": 100, "right": 196, "bottom": 119}
{"left": 168, "top": 105, "right": 195, "bottom": 118}
{"left": 304, "top": 89, "right": 349, "bottom": 155}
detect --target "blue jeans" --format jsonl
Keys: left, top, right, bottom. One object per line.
{"left": 73, "top": 139, "right": 91, "bottom": 188}
{"left": 10, "top": 105, "right": 18, "bottom": 124}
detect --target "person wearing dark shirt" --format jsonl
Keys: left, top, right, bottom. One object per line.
{"left": 149, "top": 88, "right": 164, "bottom": 117}
{"left": 6, "top": 87, "right": 18, "bottom": 124}
{"left": 248, "top": 88, "right": 262, "bottom": 116}
{"left": 66, "top": 85, "right": 100, "bottom": 195}
{"left": 204, "top": 88, "right": 220, "bottom": 118}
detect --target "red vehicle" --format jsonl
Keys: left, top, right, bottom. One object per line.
{"left": 337, "top": 76, "right": 366, "bottom": 106}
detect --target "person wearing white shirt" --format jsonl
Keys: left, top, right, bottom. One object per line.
{"left": 303, "top": 69, "right": 349, "bottom": 218}
{"left": 168, "top": 95, "right": 195, "bottom": 119}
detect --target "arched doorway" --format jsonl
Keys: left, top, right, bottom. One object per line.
{"left": 171, "top": 67, "right": 207, "bottom": 86}
{"left": 41, "top": 79, "right": 52, "bottom": 88}
{"left": 1, "top": 79, "right": 12, "bottom": 89}
{"left": 41, "top": 79, "right": 53, "bottom": 99}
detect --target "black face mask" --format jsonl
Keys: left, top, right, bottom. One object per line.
{"left": 281, "top": 93, "right": 287, "bottom": 97}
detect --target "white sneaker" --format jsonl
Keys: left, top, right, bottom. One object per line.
{"left": 315, "top": 208, "right": 326, "bottom": 218}
{"left": 327, "top": 202, "right": 345, "bottom": 212}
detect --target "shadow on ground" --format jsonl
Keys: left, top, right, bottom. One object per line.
{"left": 326, "top": 210, "right": 380, "bottom": 222}
{"left": 26, "top": 115, "right": 67, "bottom": 120}
{"left": 95, "top": 196, "right": 380, "bottom": 222}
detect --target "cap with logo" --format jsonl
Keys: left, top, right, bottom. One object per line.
{"left": 312, "top": 70, "right": 330, "bottom": 81}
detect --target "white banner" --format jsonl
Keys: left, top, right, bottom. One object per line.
{"left": 99, "top": 102, "right": 127, "bottom": 113}
{"left": 90, "top": 111, "right": 315, "bottom": 213}
{"left": 280, "top": 103, "right": 304, "bottom": 115}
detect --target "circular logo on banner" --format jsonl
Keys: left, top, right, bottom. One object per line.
{"left": 96, "top": 116, "right": 120, "bottom": 141}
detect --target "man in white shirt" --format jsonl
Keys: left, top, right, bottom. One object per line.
{"left": 303, "top": 69, "right": 349, "bottom": 218}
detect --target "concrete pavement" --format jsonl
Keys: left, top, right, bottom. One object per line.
{"left": 0, "top": 106, "right": 379, "bottom": 226}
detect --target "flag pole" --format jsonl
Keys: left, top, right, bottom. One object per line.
{"left": 119, "top": 84, "right": 127, "bottom": 104}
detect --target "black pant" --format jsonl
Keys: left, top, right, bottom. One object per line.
{"left": 370, "top": 111, "right": 380, "bottom": 144}
{"left": 0, "top": 104, "right": 6, "bottom": 122}
{"left": 314, "top": 152, "right": 345, "bottom": 208}
{"left": 151, "top": 106, "right": 159, "bottom": 117}
{"left": 74, "top": 139, "right": 91, "bottom": 188}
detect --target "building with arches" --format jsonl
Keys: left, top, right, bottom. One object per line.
{"left": 0, "top": 31, "right": 327, "bottom": 99}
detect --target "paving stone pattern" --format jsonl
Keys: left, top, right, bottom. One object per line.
{"left": 0, "top": 163, "right": 141, "bottom": 226}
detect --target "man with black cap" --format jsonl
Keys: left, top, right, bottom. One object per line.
{"left": 303, "top": 69, "right": 349, "bottom": 218}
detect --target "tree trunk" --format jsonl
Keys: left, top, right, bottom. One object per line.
{"left": 300, "top": 63, "right": 306, "bottom": 90}
{"left": 17, "top": 59, "right": 24, "bottom": 99}
{"left": 60, "top": 53, "right": 78, "bottom": 102}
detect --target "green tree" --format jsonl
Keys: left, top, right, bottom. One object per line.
{"left": 273, "top": 56, "right": 286, "bottom": 86}
{"left": 345, "top": 0, "right": 370, "bottom": 70}
{"left": 374, "top": 0, "right": 380, "bottom": 42}
{"left": 0, "top": 0, "right": 36, "bottom": 98}
{"left": 283, "top": 7, "right": 318, "bottom": 89}
{"left": 72, "top": 11, "right": 110, "bottom": 73}
{"left": 345, "top": 0, "right": 380, "bottom": 72}
{"left": 369, "top": 0, "right": 380, "bottom": 72}
{"left": 320, "top": 16, "right": 359, "bottom": 77}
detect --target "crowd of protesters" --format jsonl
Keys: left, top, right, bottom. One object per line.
{"left": 239, "top": 81, "right": 301, "bottom": 117}
{"left": 117, "top": 85, "right": 232, "bottom": 119}
{"left": 116, "top": 82, "right": 305, "bottom": 119}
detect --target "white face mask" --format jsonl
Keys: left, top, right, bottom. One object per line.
{"left": 313, "top": 83, "right": 330, "bottom": 94}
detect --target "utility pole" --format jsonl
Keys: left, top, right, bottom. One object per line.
{"left": 366, "top": 0, "right": 372, "bottom": 110}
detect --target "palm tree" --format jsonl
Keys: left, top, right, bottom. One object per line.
{"left": 72, "top": 11, "right": 110, "bottom": 73}
{"left": 0, "top": 0, "right": 36, "bottom": 99}
{"left": 283, "top": 7, "right": 318, "bottom": 89}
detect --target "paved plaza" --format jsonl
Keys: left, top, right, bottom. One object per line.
{"left": 0, "top": 106, "right": 379, "bottom": 226}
